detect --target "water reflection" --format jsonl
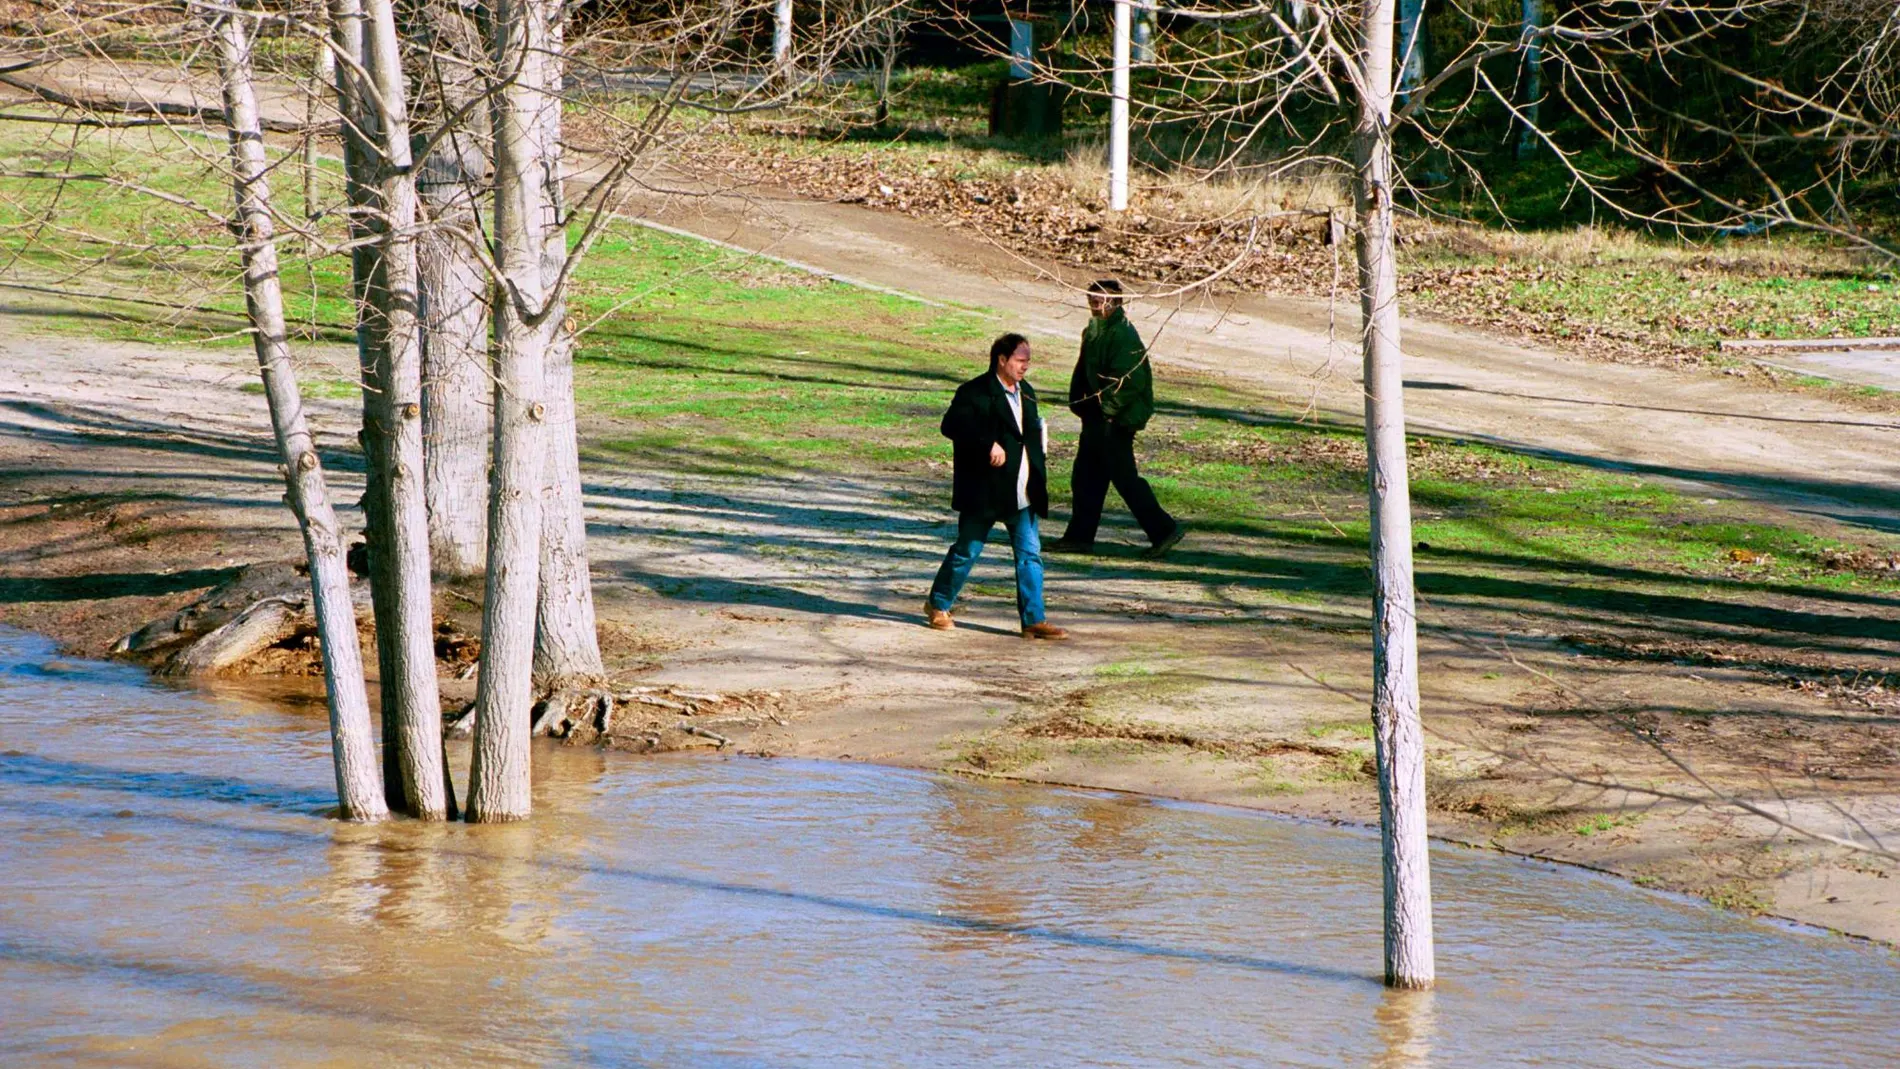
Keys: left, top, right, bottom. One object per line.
{"left": 0, "top": 627, "right": 1895, "bottom": 1067}
{"left": 1374, "top": 988, "right": 1436, "bottom": 1069}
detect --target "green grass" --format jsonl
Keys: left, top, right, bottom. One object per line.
{"left": 1575, "top": 812, "right": 1642, "bottom": 837}
{"left": 1406, "top": 232, "right": 1900, "bottom": 352}
{"left": 0, "top": 116, "right": 357, "bottom": 347}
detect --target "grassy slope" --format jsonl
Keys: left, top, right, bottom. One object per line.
{"left": 5, "top": 115, "right": 1900, "bottom": 651}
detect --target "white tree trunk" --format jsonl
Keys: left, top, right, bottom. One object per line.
{"left": 344, "top": 0, "right": 451, "bottom": 819}
{"left": 215, "top": 10, "right": 385, "bottom": 822}
{"left": 533, "top": 9, "right": 604, "bottom": 683}
{"left": 1354, "top": 0, "right": 1435, "bottom": 990}
{"left": 412, "top": 0, "right": 492, "bottom": 580}
{"left": 467, "top": 0, "right": 555, "bottom": 823}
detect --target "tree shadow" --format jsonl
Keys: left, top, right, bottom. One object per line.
{"left": 0, "top": 566, "right": 238, "bottom": 604}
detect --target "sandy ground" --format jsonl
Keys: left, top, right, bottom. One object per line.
{"left": 3, "top": 60, "right": 1899, "bottom": 945}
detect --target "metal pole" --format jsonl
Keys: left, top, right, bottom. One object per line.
{"left": 1110, "top": 0, "right": 1130, "bottom": 211}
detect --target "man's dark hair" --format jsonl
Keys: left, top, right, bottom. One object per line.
{"left": 1087, "top": 278, "right": 1124, "bottom": 308}
{"left": 989, "top": 332, "right": 1029, "bottom": 372}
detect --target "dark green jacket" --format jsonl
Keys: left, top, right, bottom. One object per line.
{"left": 1067, "top": 307, "right": 1155, "bottom": 432}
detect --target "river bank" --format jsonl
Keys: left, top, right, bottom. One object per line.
{"left": 3, "top": 311, "right": 1897, "bottom": 947}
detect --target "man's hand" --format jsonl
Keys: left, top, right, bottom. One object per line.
{"left": 989, "top": 442, "right": 1006, "bottom": 467}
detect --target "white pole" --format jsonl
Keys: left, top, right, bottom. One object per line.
{"left": 1110, "top": 0, "right": 1130, "bottom": 211}
{"left": 774, "top": 0, "right": 792, "bottom": 69}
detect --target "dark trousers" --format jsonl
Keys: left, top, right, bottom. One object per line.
{"left": 1061, "top": 420, "right": 1176, "bottom": 547}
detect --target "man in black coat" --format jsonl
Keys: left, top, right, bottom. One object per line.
{"left": 925, "top": 333, "right": 1069, "bottom": 639}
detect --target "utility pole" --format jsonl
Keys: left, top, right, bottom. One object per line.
{"left": 1109, "top": 0, "right": 1130, "bottom": 211}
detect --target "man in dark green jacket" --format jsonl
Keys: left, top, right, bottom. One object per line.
{"left": 1049, "top": 279, "right": 1184, "bottom": 558}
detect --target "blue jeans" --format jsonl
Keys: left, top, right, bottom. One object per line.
{"left": 928, "top": 508, "right": 1046, "bottom": 628}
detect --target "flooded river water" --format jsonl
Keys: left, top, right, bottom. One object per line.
{"left": 1, "top": 626, "right": 1895, "bottom": 1066}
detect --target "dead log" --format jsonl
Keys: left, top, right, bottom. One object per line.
{"left": 678, "top": 723, "right": 730, "bottom": 748}
{"left": 160, "top": 594, "right": 307, "bottom": 677}
{"left": 445, "top": 699, "right": 477, "bottom": 738}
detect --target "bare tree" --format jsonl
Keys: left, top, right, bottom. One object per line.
{"left": 1353, "top": 0, "right": 1435, "bottom": 991}
{"left": 213, "top": 5, "right": 387, "bottom": 823}
{"left": 334, "top": 0, "right": 453, "bottom": 819}
{"left": 467, "top": 0, "right": 558, "bottom": 822}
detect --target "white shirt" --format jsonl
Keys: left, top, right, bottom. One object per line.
{"left": 999, "top": 376, "right": 1038, "bottom": 511}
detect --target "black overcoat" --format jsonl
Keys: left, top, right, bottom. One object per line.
{"left": 940, "top": 371, "right": 1049, "bottom": 519}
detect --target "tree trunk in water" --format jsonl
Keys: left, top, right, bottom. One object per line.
{"left": 1354, "top": 0, "right": 1435, "bottom": 990}
{"left": 411, "top": 0, "right": 492, "bottom": 580}
{"left": 467, "top": 0, "right": 555, "bottom": 823}
{"left": 216, "top": 10, "right": 385, "bottom": 822}
{"left": 344, "top": 0, "right": 450, "bottom": 819}
{"left": 532, "top": 9, "right": 604, "bottom": 684}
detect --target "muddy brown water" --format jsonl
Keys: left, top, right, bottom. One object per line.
{"left": 0, "top": 627, "right": 1894, "bottom": 1067}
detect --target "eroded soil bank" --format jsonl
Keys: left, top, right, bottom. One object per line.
{"left": 4, "top": 316, "right": 1897, "bottom": 946}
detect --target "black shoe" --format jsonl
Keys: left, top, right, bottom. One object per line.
{"left": 1142, "top": 525, "right": 1187, "bottom": 560}
{"left": 1045, "top": 538, "right": 1095, "bottom": 556}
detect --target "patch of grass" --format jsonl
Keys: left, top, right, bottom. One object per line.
{"left": 0, "top": 116, "right": 357, "bottom": 348}
{"left": 1574, "top": 812, "right": 1643, "bottom": 838}
{"left": 1406, "top": 232, "right": 1900, "bottom": 352}
{"left": 1094, "top": 660, "right": 1159, "bottom": 679}
{"left": 1702, "top": 879, "right": 1771, "bottom": 915}
{"left": 949, "top": 733, "right": 1045, "bottom": 776}
{"left": 1318, "top": 751, "right": 1376, "bottom": 783}
{"left": 1306, "top": 719, "right": 1375, "bottom": 740}
{"left": 1243, "top": 760, "right": 1305, "bottom": 796}
{"left": 244, "top": 377, "right": 358, "bottom": 400}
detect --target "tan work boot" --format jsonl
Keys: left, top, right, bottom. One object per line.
{"left": 1021, "top": 621, "right": 1069, "bottom": 640}
{"left": 925, "top": 602, "right": 955, "bottom": 630}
